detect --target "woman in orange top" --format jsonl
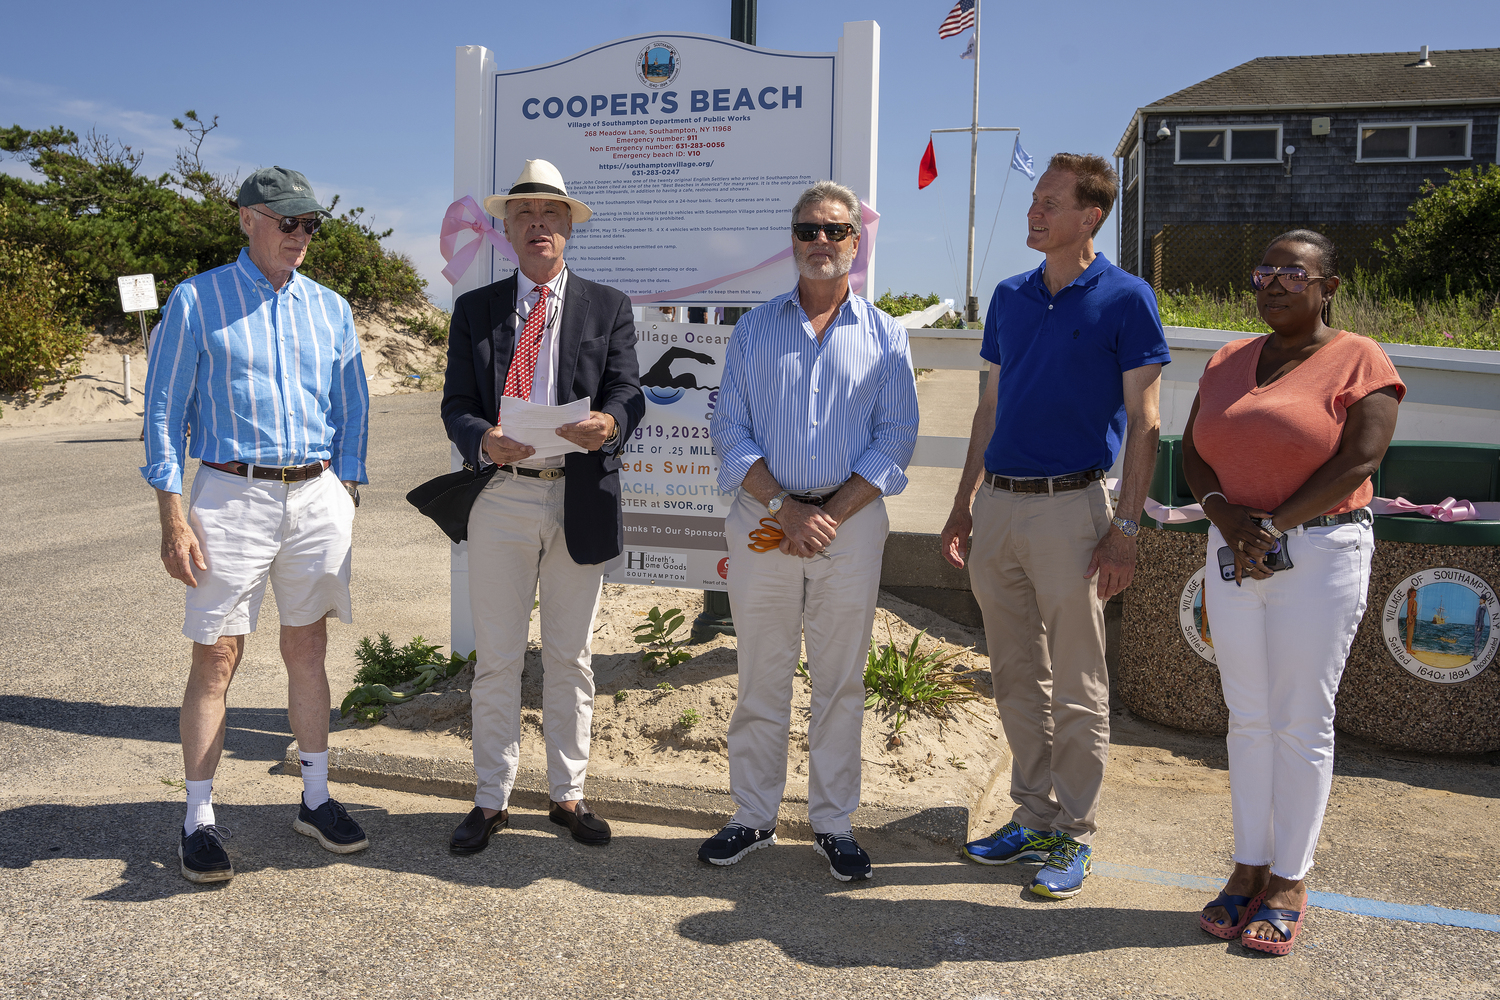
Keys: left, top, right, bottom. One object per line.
{"left": 1182, "top": 230, "right": 1403, "bottom": 955}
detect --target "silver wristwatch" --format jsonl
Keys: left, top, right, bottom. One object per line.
{"left": 767, "top": 490, "right": 790, "bottom": 514}
{"left": 1110, "top": 515, "right": 1139, "bottom": 537}
{"left": 1258, "top": 516, "right": 1284, "bottom": 539}
{"left": 345, "top": 482, "right": 360, "bottom": 508}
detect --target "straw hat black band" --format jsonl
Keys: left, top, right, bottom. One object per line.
{"left": 508, "top": 182, "right": 568, "bottom": 198}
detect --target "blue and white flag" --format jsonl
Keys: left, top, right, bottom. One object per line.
{"left": 960, "top": 33, "right": 975, "bottom": 60}
{"left": 1011, "top": 140, "right": 1035, "bottom": 180}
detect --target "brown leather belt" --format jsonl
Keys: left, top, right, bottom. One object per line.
{"left": 984, "top": 469, "right": 1105, "bottom": 494}
{"left": 202, "top": 460, "right": 328, "bottom": 482}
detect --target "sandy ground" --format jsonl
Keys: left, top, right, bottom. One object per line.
{"left": 0, "top": 309, "right": 450, "bottom": 430}
{"left": 363, "top": 583, "right": 1007, "bottom": 812}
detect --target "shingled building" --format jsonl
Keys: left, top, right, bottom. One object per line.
{"left": 1114, "top": 47, "right": 1500, "bottom": 294}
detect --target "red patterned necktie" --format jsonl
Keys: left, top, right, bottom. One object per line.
{"left": 502, "top": 284, "right": 550, "bottom": 404}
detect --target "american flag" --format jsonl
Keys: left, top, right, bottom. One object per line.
{"left": 939, "top": 0, "right": 975, "bottom": 39}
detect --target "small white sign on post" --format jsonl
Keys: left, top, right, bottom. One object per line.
{"left": 117, "top": 274, "right": 158, "bottom": 314}
{"left": 117, "top": 273, "right": 158, "bottom": 355}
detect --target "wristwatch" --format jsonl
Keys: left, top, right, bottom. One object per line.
{"left": 345, "top": 482, "right": 361, "bottom": 508}
{"left": 1258, "top": 516, "right": 1284, "bottom": 539}
{"left": 1111, "top": 516, "right": 1139, "bottom": 537}
{"left": 603, "top": 417, "right": 620, "bottom": 448}
{"left": 767, "top": 490, "right": 790, "bottom": 514}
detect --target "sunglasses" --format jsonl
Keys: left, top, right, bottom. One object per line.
{"left": 1251, "top": 266, "right": 1328, "bottom": 294}
{"left": 792, "top": 222, "right": 856, "bottom": 242}
{"left": 253, "top": 207, "right": 323, "bottom": 236}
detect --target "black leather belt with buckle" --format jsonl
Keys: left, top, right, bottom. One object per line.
{"left": 1301, "top": 508, "right": 1372, "bottom": 529}
{"left": 984, "top": 469, "right": 1105, "bottom": 494}
{"left": 506, "top": 465, "right": 565, "bottom": 481}
{"left": 787, "top": 492, "right": 831, "bottom": 507}
{"left": 202, "top": 460, "right": 328, "bottom": 483}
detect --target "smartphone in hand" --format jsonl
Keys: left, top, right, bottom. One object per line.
{"left": 1217, "top": 545, "right": 1237, "bottom": 581}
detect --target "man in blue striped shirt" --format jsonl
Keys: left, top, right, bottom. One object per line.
{"left": 141, "top": 166, "right": 371, "bottom": 883}
{"left": 700, "top": 181, "right": 919, "bottom": 881}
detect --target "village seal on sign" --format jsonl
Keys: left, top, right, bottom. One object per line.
{"left": 636, "top": 41, "right": 681, "bottom": 89}
{"left": 1380, "top": 568, "right": 1498, "bottom": 684}
{"left": 1177, "top": 568, "right": 1216, "bottom": 664}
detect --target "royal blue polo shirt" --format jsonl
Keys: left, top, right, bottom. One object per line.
{"left": 981, "top": 252, "right": 1170, "bottom": 478}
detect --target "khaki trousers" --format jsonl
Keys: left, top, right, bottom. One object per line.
{"left": 467, "top": 471, "right": 605, "bottom": 811}
{"left": 725, "top": 490, "right": 889, "bottom": 834}
{"left": 968, "top": 480, "right": 1113, "bottom": 843}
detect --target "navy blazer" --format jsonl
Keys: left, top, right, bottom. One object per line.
{"left": 440, "top": 270, "right": 644, "bottom": 565}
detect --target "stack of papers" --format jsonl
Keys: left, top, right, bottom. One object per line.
{"left": 500, "top": 395, "right": 593, "bottom": 460}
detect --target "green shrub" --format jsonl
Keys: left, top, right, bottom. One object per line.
{"left": 1379, "top": 163, "right": 1500, "bottom": 300}
{"left": 875, "top": 289, "right": 940, "bottom": 317}
{"left": 403, "top": 308, "right": 452, "bottom": 345}
{"left": 352, "top": 632, "right": 447, "bottom": 687}
{"left": 0, "top": 219, "right": 91, "bottom": 394}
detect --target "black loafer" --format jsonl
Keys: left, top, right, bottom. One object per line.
{"left": 449, "top": 806, "right": 509, "bottom": 855}
{"left": 549, "top": 799, "right": 611, "bottom": 845}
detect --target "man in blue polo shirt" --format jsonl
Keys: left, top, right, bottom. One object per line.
{"left": 940, "top": 153, "right": 1168, "bottom": 899}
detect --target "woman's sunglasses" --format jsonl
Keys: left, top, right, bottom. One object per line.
{"left": 1251, "top": 265, "right": 1328, "bottom": 294}
{"left": 253, "top": 207, "right": 323, "bottom": 236}
{"left": 792, "top": 222, "right": 856, "bottom": 242}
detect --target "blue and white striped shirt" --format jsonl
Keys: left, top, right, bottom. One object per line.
{"left": 712, "top": 286, "right": 918, "bottom": 496}
{"left": 140, "top": 249, "right": 369, "bottom": 494}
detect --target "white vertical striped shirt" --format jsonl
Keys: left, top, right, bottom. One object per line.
{"left": 140, "top": 249, "right": 370, "bottom": 494}
{"left": 711, "top": 285, "right": 918, "bottom": 496}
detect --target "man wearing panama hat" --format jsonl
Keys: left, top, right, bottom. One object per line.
{"left": 441, "top": 159, "right": 644, "bottom": 854}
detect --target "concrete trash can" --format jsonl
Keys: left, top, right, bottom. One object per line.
{"left": 1119, "top": 438, "right": 1500, "bottom": 754}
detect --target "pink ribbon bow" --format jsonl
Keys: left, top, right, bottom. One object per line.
{"left": 1371, "top": 496, "right": 1500, "bottom": 521}
{"left": 439, "top": 196, "right": 517, "bottom": 285}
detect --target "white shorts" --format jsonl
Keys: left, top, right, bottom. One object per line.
{"left": 183, "top": 466, "right": 355, "bottom": 645}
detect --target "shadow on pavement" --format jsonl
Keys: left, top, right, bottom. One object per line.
{"left": 0, "top": 696, "right": 296, "bottom": 763}
{"left": 0, "top": 798, "right": 1226, "bottom": 967}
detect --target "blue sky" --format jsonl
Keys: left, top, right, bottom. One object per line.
{"left": 3, "top": 1, "right": 1493, "bottom": 310}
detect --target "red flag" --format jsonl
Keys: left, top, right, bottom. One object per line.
{"left": 918, "top": 139, "right": 938, "bottom": 189}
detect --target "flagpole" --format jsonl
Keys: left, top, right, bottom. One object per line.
{"left": 965, "top": 0, "right": 981, "bottom": 324}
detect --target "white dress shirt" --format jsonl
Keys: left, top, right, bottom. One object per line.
{"left": 511, "top": 267, "right": 567, "bottom": 469}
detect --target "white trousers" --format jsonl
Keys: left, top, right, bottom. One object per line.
{"left": 184, "top": 467, "right": 354, "bottom": 644}
{"left": 1204, "top": 520, "right": 1374, "bottom": 881}
{"left": 725, "top": 489, "right": 889, "bottom": 834}
{"left": 467, "top": 472, "right": 605, "bottom": 810}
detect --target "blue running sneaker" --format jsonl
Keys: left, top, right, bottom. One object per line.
{"left": 964, "top": 821, "right": 1061, "bottom": 866}
{"left": 1028, "top": 837, "right": 1092, "bottom": 899}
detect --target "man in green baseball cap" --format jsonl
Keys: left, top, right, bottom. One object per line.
{"left": 143, "top": 162, "right": 371, "bottom": 883}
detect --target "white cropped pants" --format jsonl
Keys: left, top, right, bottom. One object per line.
{"left": 1203, "top": 519, "right": 1374, "bottom": 881}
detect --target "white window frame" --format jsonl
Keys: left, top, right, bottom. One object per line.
{"left": 1175, "top": 124, "right": 1284, "bottom": 164}
{"left": 1124, "top": 142, "right": 1140, "bottom": 190}
{"left": 1356, "top": 120, "right": 1472, "bottom": 162}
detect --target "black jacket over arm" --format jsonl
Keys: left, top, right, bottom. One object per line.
{"left": 440, "top": 271, "right": 644, "bottom": 565}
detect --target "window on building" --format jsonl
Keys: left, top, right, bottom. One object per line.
{"left": 1124, "top": 143, "right": 1139, "bottom": 189}
{"left": 1176, "top": 126, "right": 1284, "bottom": 164}
{"left": 1358, "top": 121, "right": 1471, "bottom": 161}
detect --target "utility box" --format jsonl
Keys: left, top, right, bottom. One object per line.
{"left": 1311, "top": 116, "right": 1331, "bottom": 136}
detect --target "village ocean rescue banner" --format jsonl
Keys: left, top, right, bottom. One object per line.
{"left": 491, "top": 34, "right": 836, "bottom": 302}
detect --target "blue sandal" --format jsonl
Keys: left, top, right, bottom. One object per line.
{"left": 1241, "top": 897, "right": 1308, "bottom": 955}
{"left": 1199, "top": 887, "right": 1268, "bottom": 940}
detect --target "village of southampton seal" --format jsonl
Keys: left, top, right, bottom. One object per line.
{"left": 1380, "top": 568, "right": 1498, "bottom": 683}
{"left": 1177, "top": 568, "right": 1216, "bottom": 664}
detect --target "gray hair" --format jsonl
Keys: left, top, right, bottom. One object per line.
{"left": 791, "top": 181, "right": 861, "bottom": 235}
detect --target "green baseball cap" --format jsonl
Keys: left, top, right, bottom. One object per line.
{"left": 238, "top": 166, "right": 330, "bottom": 218}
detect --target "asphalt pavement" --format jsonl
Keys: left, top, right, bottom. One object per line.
{"left": 2, "top": 392, "right": 1497, "bottom": 1000}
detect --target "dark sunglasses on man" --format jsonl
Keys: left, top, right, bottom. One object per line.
{"left": 252, "top": 207, "right": 323, "bottom": 236}
{"left": 792, "top": 222, "right": 856, "bottom": 242}
{"left": 1251, "top": 265, "right": 1328, "bottom": 294}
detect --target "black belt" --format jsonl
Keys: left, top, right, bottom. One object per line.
{"left": 504, "top": 464, "right": 565, "bottom": 481}
{"left": 984, "top": 469, "right": 1105, "bottom": 494}
{"left": 1302, "top": 508, "right": 1372, "bottom": 529}
{"left": 787, "top": 491, "right": 831, "bottom": 507}
{"left": 202, "top": 460, "right": 327, "bottom": 482}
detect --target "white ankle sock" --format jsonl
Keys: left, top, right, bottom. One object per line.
{"left": 184, "top": 779, "right": 215, "bottom": 835}
{"left": 300, "top": 750, "right": 329, "bottom": 809}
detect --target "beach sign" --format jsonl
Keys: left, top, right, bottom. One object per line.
{"left": 1381, "top": 569, "right": 1498, "bottom": 683}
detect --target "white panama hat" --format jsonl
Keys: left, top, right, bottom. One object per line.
{"left": 483, "top": 159, "right": 593, "bottom": 224}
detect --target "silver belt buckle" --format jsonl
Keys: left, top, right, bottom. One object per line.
{"left": 538, "top": 468, "right": 564, "bottom": 481}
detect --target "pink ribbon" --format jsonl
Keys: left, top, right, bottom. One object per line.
{"left": 439, "top": 196, "right": 516, "bottom": 285}
{"left": 1105, "top": 479, "right": 1500, "bottom": 525}
{"left": 1371, "top": 496, "right": 1500, "bottom": 521}
{"left": 630, "top": 246, "right": 793, "bottom": 304}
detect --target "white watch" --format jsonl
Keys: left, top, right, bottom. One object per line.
{"left": 768, "top": 490, "right": 790, "bottom": 514}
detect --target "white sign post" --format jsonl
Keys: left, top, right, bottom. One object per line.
{"left": 116, "top": 273, "right": 158, "bottom": 350}
{"left": 446, "top": 25, "right": 879, "bottom": 653}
